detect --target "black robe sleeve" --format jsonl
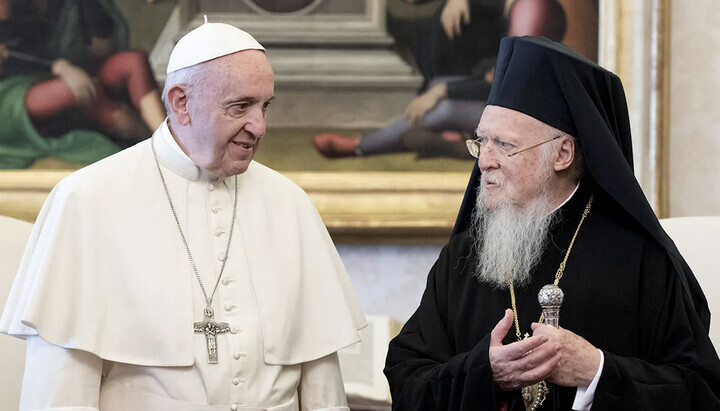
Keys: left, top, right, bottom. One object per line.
{"left": 384, "top": 238, "right": 500, "bottom": 410}
{"left": 592, "top": 238, "right": 720, "bottom": 410}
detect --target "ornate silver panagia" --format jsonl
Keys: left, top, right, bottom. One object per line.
{"left": 538, "top": 284, "right": 564, "bottom": 329}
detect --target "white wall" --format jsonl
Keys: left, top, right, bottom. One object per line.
{"left": 337, "top": 245, "right": 442, "bottom": 323}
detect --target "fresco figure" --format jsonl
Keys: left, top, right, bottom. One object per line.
{"left": 0, "top": 0, "right": 165, "bottom": 168}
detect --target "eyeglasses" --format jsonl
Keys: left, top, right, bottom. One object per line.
{"left": 466, "top": 135, "right": 562, "bottom": 159}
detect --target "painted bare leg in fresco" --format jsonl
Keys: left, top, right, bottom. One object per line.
{"left": 97, "top": 50, "right": 165, "bottom": 130}
{"left": 313, "top": 76, "right": 482, "bottom": 159}
{"left": 25, "top": 50, "right": 164, "bottom": 141}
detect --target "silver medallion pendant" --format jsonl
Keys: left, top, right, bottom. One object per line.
{"left": 522, "top": 380, "right": 549, "bottom": 410}
{"left": 193, "top": 306, "right": 231, "bottom": 364}
{"left": 520, "top": 332, "right": 549, "bottom": 410}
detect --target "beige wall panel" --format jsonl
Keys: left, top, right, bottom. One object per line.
{"left": 669, "top": 0, "right": 720, "bottom": 216}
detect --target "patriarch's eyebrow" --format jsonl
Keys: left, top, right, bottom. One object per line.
{"left": 474, "top": 130, "right": 500, "bottom": 139}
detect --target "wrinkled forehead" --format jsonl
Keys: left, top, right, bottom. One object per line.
{"left": 194, "top": 50, "right": 274, "bottom": 94}
{"left": 205, "top": 49, "right": 272, "bottom": 75}
{"left": 476, "top": 105, "right": 559, "bottom": 141}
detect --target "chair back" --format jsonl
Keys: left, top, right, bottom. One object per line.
{"left": 660, "top": 216, "right": 720, "bottom": 352}
{"left": 0, "top": 216, "right": 33, "bottom": 409}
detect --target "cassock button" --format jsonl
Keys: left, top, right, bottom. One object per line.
{"left": 215, "top": 229, "right": 225, "bottom": 237}
{"left": 233, "top": 353, "right": 241, "bottom": 360}
{"left": 232, "top": 377, "right": 244, "bottom": 385}
{"left": 224, "top": 304, "right": 238, "bottom": 312}
{"left": 208, "top": 184, "right": 215, "bottom": 191}
{"left": 231, "top": 327, "right": 241, "bottom": 334}
{"left": 221, "top": 277, "right": 232, "bottom": 285}
{"left": 231, "top": 404, "right": 239, "bottom": 411}
{"left": 212, "top": 207, "right": 220, "bottom": 214}
{"left": 218, "top": 253, "right": 228, "bottom": 262}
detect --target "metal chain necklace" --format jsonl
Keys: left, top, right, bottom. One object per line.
{"left": 151, "top": 136, "right": 238, "bottom": 363}
{"left": 509, "top": 193, "right": 593, "bottom": 411}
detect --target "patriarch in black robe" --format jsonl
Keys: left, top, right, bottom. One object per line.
{"left": 384, "top": 36, "right": 720, "bottom": 410}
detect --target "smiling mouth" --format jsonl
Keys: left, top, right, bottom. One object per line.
{"left": 232, "top": 141, "right": 254, "bottom": 149}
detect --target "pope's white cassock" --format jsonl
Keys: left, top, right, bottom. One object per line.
{"left": 0, "top": 121, "right": 367, "bottom": 410}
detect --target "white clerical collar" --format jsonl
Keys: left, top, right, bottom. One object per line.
{"left": 154, "top": 119, "right": 224, "bottom": 182}
{"left": 551, "top": 182, "right": 581, "bottom": 214}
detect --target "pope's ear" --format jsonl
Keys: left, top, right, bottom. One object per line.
{"left": 166, "top": 85, "right": 191, "bottom": 126}
{"left": 554, "top": 136, "right": 575, "bottom": 172}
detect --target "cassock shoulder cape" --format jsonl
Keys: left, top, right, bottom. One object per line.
{"left": 0, "top": 125, "right": 367, "bottom": 366}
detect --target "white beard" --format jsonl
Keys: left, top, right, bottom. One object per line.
{"left": 471, "top": 174, "right": 560, "bottom": 289}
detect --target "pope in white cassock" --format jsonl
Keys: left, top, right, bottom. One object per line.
{"left": 0, "top": 22, "right": 367, "bottom": 410}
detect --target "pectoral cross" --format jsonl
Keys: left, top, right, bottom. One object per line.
{"left": 194, "top": 306, "right": 230, "bottom": 364}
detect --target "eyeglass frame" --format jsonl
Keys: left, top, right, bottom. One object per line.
{"left": 466, "top": 134, "right": 563, "bottom": 159}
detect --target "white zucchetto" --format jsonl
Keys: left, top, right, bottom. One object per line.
{"left": 166, "top": 22, "right": 265, "bottom": 74}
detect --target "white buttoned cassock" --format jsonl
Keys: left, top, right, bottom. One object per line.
{"left": 1, "top": 121, "right": 366, "bottom": 410}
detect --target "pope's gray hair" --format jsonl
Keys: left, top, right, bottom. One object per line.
{"left": 162, "top": 63, "right": 209, "bottom": 118}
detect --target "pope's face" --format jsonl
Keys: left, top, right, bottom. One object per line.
{"left": 475, "top": 105, "right": 558, "bottom": 209}
{"left": 184, "top": 50, "right": 274, "bottom": 178}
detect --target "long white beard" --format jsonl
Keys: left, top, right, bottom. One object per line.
{"left": 471, "top": 177, "right": 560, "bottom": 289}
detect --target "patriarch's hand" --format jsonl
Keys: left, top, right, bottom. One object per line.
{"left": 531, "top": 322, "right": 601, "bottom": 387}
{"left": 489, "top": 309, "right": 562, "bottom": 391}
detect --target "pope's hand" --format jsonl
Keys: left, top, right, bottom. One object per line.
{"left": 441, "top": 0, "right": 471, "bottom": 40}
{"left": 404, "top": 83, "right": 447, "bottom": 126}
{"left": 531, "top": 322, "right": 601, "bottom": 387}
{"left": 51, "top": 59, "right": 97, "bottom": 106}
{"left": 489, "top": 309, "right": 562, "bottom": 391}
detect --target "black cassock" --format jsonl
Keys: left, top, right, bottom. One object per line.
{"left": 384, "top": 183, "right": 720, "bottom": 410}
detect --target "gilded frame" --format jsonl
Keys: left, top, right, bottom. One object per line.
{"left": 599, "top": 0, "right": 670, "bottom": 217}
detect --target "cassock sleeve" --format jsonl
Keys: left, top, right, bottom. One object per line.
{"left": 592, "top": 241, "right": 720, "bottom": 410}
{"left": 384, "top": 243, "right": 498, "bottom": 410}
{"left": 298, "top": 352, "right": 350, "bottom": 411}
{"left": 20, "top": 336, "right": 103, "bottom": 410}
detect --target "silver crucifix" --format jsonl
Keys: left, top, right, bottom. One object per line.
{"left": 193, "top": 306, "right": 231, "bottom": 364}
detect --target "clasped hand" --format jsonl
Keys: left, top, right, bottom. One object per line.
{"left": 441, "top": 0, "right": 471, "bottom": 40}
{"left": 489, "top": 309, "right": 600, "bottom": 391}
{"left": 51, "top": 59, "right": 97, "bottom": 106}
